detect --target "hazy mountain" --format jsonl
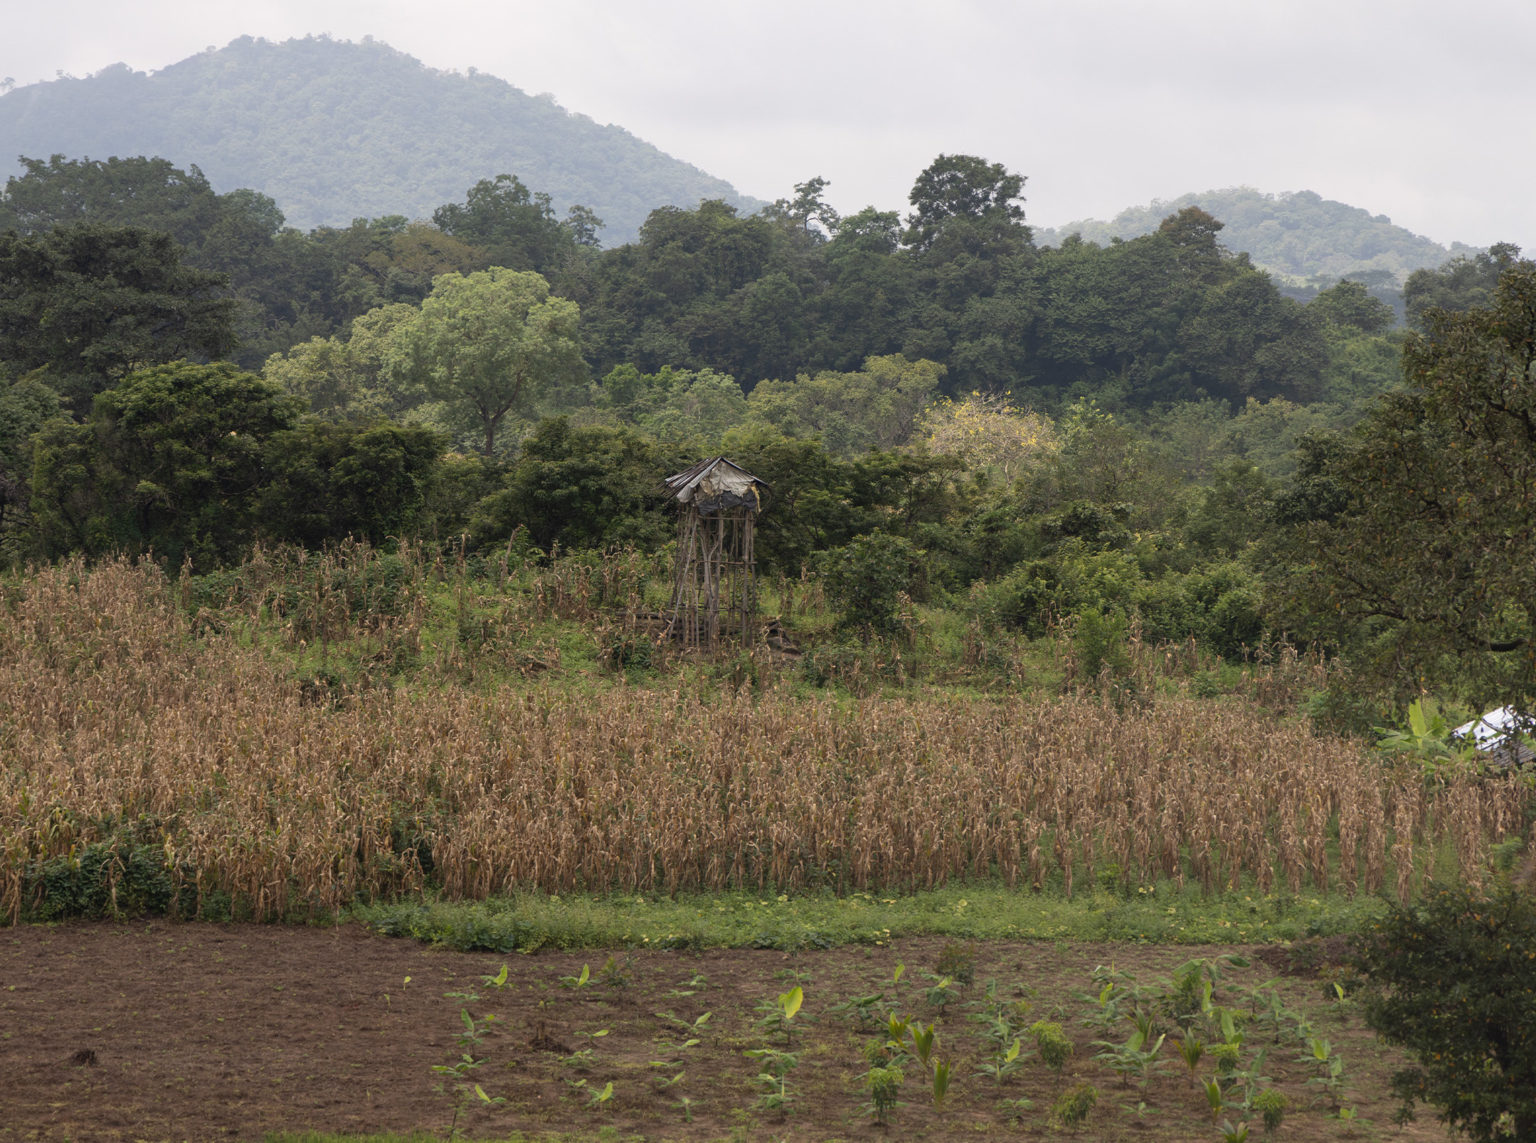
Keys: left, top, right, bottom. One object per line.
{"left": 0, "top": 35, "right": 761, "bottom": 245}
{"left": 1036, "top": 187, "right": 1477, "bottom": 286}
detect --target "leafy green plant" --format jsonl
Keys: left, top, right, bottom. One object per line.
{"left": 1348, "top": 880, "right": 1536, "bottom": 1140}
{"left": 1217, "top": 1117, "right": 1251, "bottom": 1142}
{"left": 558, "top": 963, "right": 592, "bottom": 990}
{"left": 827, "top": 989, "right": 889, "bottom": 1028}
{"left": 745, "top": 1044, "right": 799, "bottom": 1116}
{"left": 921, "top": 973, "right": 960, "bottom": 1012}
{"left": 974, "top": 1038, "right": 1024, "bottom": 1086}
{"left": 755, "top": 984, "right": 804, "bottom": 1046}
{"left": 863, "top": 1064, "right": 903, "bottom": 1125}
{"left": 1175, "top": 1030, "right": 1206, "bottom": 1084}
{"left": 1091, "top": 1008, "right": 1165, "bottom": 1089}
{"left": 597, "top": 952, "right": 634, "bottom": 989}
{"left": 998, "top": 1095, "right": 1035, "bottom": 1123}
{"left": 1051, "top": 1081, "right": 1098, "bottom": 1132}
{"left": 560, "top": 1027, "right": 609, "bottom": 1072}
{"left": 931, "top": 1058, "right": 954, "bottom": 1107}
{"left": 655, "top": 1009, "right": 711, "bottom": 1051}
{"left": 666, "top": 972, "right": 709, "bottom": 998}
{"left": 1302, "top": 1035, "right": 1347, "bottom": 1110}
{"left": 1203, "top": 1077, "right": 1226, "bottom": 1123}
{"left": 431, "top": 1008, "right": 504, "bottom": 1139}
{"left": 1374, "top": 698, "right": 1481, "bottom": 779}
{"left": 1030, "top": 1019, "right": 1073, "bottom": 1076}
{"left": 1252, "top": 1088, "right": 1287, "bottom": 1135}
{"left": 933, "top": 939, "right": 978, "bottom": 987}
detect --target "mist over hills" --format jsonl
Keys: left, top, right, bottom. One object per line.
{"left": 0, "top": 35, "right": 1485, "bottom": 283}
{"left": 0, "top": 35, "right": 760, "bottom": 245}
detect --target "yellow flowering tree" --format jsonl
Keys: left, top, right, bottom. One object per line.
{"left": 914, "top": 392, "right": 1060, "bottom": 483}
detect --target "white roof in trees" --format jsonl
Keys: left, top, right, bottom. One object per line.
{"left": 1453, "top": 706, "right": 1536, "bottom": 766}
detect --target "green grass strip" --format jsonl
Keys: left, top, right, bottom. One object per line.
{"left": 352, "top": 879, "right": 1389, "bottom": 953}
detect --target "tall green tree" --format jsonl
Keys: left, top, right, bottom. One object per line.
{"left": 1403, "top": 242, "right": 1522, "bottom": 330}
{"left": 903, "top": 154, "right": 1027, "bottom": 253}
{"left": 385, "top": 268, "right": 585, "bottom": 457}
{"left": 0, "top": 224, "right": 237, "bottom": 409}
{"left": 28, "top": 361, "right": 300, "bottom": 568}
{"left": 0, "top": 372, "right": 61, "bottom": 548}
{"left": 1268, "top": 257, "right": 1536, "bottom": 700}
{"left": 432, "top": 174, "right": 594, "bottom": 275}
{"left": 259, "top": 421, "right": 446, "bottom": 548}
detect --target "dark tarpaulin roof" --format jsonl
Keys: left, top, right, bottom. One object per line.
{"left": 663, "top": 457, "right": 769, "bottom": 515}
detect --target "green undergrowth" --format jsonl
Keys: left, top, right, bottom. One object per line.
{"left": 353, "top": 879, "right": 1387, "bottom": 954}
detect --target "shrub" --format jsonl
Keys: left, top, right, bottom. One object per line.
{"left": 1351, "top": 880, "right": 1536, "bottom": 1141}
{"left": 820, "top": 531, "right": 926, "bottom": 639}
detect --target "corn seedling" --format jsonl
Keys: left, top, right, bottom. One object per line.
{"left": 931, "top": 1058, "right": 954, "bottom": 1107}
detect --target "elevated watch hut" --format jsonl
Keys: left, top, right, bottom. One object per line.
{"left": 663, "top": 457, "right": 769, "bottom": 647}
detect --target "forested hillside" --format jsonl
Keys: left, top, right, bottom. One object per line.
{"left": 1038, "top": 187, "right": 1469, "bottom": 288}
{"left": 0, "top": 35, "right": 757, "bottom": 243}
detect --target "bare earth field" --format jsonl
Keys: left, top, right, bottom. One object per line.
{"left": 0, "top": 920, "right": 1449, "bottom": 1143}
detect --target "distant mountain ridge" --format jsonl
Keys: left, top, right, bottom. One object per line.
{"left": 0, "top": 35, "right": 761, "bottom": 244}
{"left": 1036, "top": 188, "right": 1475, "bottom": 286}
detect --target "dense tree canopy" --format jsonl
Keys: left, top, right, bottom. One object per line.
{"left": 28, "top": 361, "right": 300, "bottom": 569}
{"left": 0, "top": 223, "right": 237, "bottom": 409}
{"left": 1268, "top": 257, "right": 1536, "bottom": 701}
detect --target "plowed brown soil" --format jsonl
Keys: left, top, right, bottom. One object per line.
{"left": 1, "top": 921, "right": 1442, "bottom": 1142}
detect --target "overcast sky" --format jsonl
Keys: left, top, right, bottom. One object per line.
{"left": 3, "top": 0, "right": 1531, "bottom": 250}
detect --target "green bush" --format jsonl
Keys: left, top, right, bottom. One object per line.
{"left": 1351, "top": 880, "right": 1536, "bottom": 1141}
{"left": 820, "top": 530, "right": 927, "bottom": 639}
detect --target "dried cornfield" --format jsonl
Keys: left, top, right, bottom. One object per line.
{"left": 1, "top": 558, "right": 1530, "bottom": 922}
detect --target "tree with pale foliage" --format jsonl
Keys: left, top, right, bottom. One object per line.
{"left": 915, "top": 392, "right": 1059, "bottom": 483}
{"left": 385, "top": 268, "right": 584, "bottom": 457}
{"left": 745, "top": 354, "right": 944, "bottom": 456}
{"left": 263, "top": 303, "right": 418, "bottom": 421}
